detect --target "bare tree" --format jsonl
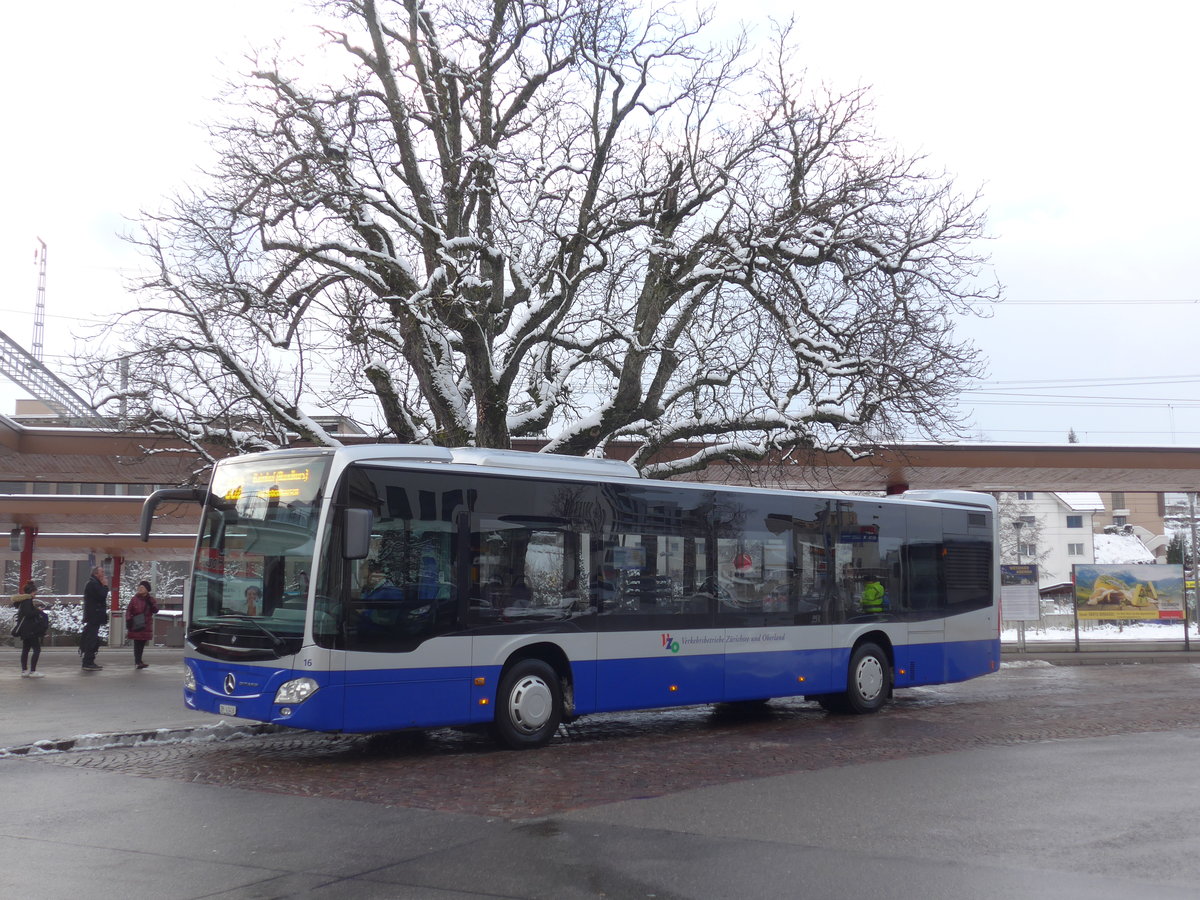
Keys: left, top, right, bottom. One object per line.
{"left": 996, "top": 492, "right": 1050, "bottom": 569}
{"left": 118, "top": 561, "right": 188, "bottom": 606}
{"left": 80, "top": 0, "right": 996, "bottom": 477}
{"left": 4, "top": 562, "right": 48, "bottom": 594}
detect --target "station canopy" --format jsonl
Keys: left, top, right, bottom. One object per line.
{"left": 5, "top": 412, "right": 1200, "bottom": 562}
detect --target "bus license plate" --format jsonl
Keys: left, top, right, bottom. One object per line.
{"left": 219, "top": 703, "right": 237, "bottom": 717}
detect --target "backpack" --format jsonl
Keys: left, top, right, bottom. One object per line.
{"left": 29, "top": 609, "right": 50, "bottom": 638}
{"left": 15, "top": 608, "right": 49, "bottom": 640}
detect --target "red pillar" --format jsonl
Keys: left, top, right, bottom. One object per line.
{"left": 110, "top": 555, "right": 124, "bottom": 613}
{"left": 19, "top": 526, "right": 37, "bottom": 587}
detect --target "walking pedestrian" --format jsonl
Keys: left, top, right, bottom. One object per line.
{"left": 80, "top": 565, "right": 109, "bottom": 671}
{"left": 11, "top": 580, "right": 48, "bottom": 678}
{"left": 125, "top": 580, "right": 158, "bottom": 669}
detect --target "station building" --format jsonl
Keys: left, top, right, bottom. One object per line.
{"left": 3, "top": 402, "right": 1199, "bottom": 609}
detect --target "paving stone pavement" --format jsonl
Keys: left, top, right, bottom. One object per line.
{"left": 20, "top": 661, "right": 1200, "bottom": 820}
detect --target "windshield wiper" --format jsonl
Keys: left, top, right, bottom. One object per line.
{"left": 213, "top": 614, "right": 287, "bottom": 650}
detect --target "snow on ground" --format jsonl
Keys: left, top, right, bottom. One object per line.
{"left": 1000, "top": 659, "right": 1055, "bottom": 668}
{"left": 0, "top": 720, "right": 276, "bottom": 759}
{"left": 1002, "top": 621, "right": 1198, "bottom": 642}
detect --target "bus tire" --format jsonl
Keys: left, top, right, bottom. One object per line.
{"left": 845, "top": 642, "right": 891, "bottom": 714}
{"left": 493, "top": 659, "right": 562, "bottom": 749}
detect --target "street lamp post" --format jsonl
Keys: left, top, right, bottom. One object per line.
{"left": 1012, "top": 520, "right": 1026, "bottom": 651}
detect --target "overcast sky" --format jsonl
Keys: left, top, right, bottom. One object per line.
{"left": 2, "top": 0, "right": 1197, "bottom": 445}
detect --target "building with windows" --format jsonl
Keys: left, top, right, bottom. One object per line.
{"left": 1001, "top": 492, "right": 1104, "bottom": 588}
{"left": 1, "top": 390, "right": 1191, "bottom": 601}
{"left": 1000, "top": 491, "right": 1171, "bottom": 588}
{"left": 0, "top": 407, "right": 373, "bottom": 599}
{"left": 1097, "top": 491, "right": 1169, "bottom": 560}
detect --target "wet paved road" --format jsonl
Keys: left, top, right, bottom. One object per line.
{"left": 26, "top": 662, "right": 1200, "bottom": 819}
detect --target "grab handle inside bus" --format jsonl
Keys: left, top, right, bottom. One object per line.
{"left": 139, "top": 488, "right": 209, "bottom": 541}
{"left": 343, "top": 508, "right": 373, "bottom": 559}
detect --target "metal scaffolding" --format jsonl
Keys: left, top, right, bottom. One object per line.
{"left": 0, "top": 327, "right": 99, "bottom": 422}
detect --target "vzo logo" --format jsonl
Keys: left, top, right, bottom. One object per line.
{"left": 661, "top": 633, "right": 681, "bottom": 653}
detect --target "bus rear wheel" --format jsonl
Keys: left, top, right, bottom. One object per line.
{"left": 817, "top": 642, "right": 891, "bottom": 715}
{"left": 492, "top": 659, "right": 563, "bottom": 749}
{"left": 845, "top": 642, "right": 891, "bottom": 714}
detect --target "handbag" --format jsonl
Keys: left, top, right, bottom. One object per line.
{"left": 129, "top": 597, "right": 148, "bottom": 631}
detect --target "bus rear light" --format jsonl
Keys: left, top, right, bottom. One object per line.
{"left": 479, "top": 697, "right": 489, "bottom": 706}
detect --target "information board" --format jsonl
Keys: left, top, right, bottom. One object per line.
{"left": 1001, "top": 564, "right": 1040, "bottom": 621}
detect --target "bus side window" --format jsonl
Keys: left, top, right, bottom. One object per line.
{"left": 906, "top": 546, "right": 945, "bottom": 611}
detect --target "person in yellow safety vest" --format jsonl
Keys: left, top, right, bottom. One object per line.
{"left": 861, "top": 576, "right": 886, "bottom": 614}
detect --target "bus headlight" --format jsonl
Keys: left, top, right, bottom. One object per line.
{"left": 183, "top": 665, "right": 196, "bottom": 692}
{"left": 274, "top": 677, "right": 319, "bottom": 705}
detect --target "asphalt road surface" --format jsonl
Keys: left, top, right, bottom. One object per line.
{"left": 3, "top": 659, "right": 1200, "bottom": 898}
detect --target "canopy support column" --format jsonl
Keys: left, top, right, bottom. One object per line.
{"left": 19, "top": 526, "right": 37, "bottom": 587}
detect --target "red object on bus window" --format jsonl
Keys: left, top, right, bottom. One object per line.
{"left": 734, "top": 552, "right": 752, "bottom": 572}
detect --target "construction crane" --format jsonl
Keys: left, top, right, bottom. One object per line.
{"left": 0, "top": 239, "right": 99, "bottom": 423}
{"left": 32, "top": 238, "right": 47, "bottom": 362}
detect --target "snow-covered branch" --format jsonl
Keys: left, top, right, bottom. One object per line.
{"left": 79, "top": 0, "right": 996, "bottom": 478}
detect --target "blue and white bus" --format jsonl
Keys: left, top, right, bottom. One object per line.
{"left": 140, "top": 445, "right": 1000, "bottom": 749}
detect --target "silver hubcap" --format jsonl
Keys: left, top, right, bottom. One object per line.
{"left": 507, "top": 674, "right": 553, "bottom": 733}
{"left": 854, "top": 655, "right": 885, "bottom": 702}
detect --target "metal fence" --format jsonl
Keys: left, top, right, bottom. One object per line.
{"left": 2, "top": 595, "right": 185, "bottom": 648}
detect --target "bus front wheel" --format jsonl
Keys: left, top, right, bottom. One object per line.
{"left": 493, "top": 659, "right": 563, "bottom": 749}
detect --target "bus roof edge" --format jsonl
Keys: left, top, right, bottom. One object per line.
{"left": 450, "top": 447, "right": 640, "bottom": 478}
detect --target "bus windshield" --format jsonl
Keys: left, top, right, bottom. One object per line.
{"left": 188, "top": 454, "right": 330, "bottom": 658}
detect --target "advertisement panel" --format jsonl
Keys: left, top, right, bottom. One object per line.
{"left": 1073, "top": 564, "right": 1185, "bottom": 620}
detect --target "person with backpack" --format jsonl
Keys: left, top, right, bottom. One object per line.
{"left": 125, "top": 580, "right": 159, "bottom": 669}
{"left": 11, "top": 580, "right": 49, "bottom": 678}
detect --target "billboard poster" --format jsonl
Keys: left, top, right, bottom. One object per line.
{"left": 1001, "top": 564, "right": 1040, "bottom": 621}
{"left": 1073, "top": 564, "right": 1185, "bottom": 620}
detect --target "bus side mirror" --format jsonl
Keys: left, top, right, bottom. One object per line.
{"left": 139, "top": 488, "right": 208, "bottom": 541}
{"left": 343, "top": 509, "right": 373, "bottom": 560}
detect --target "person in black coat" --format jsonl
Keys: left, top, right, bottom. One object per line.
{"left": 80, "top": 566, "right": 109, "bottom": 671}
{"left": 11, "top": 580, "right": 46, "bottom": 677}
